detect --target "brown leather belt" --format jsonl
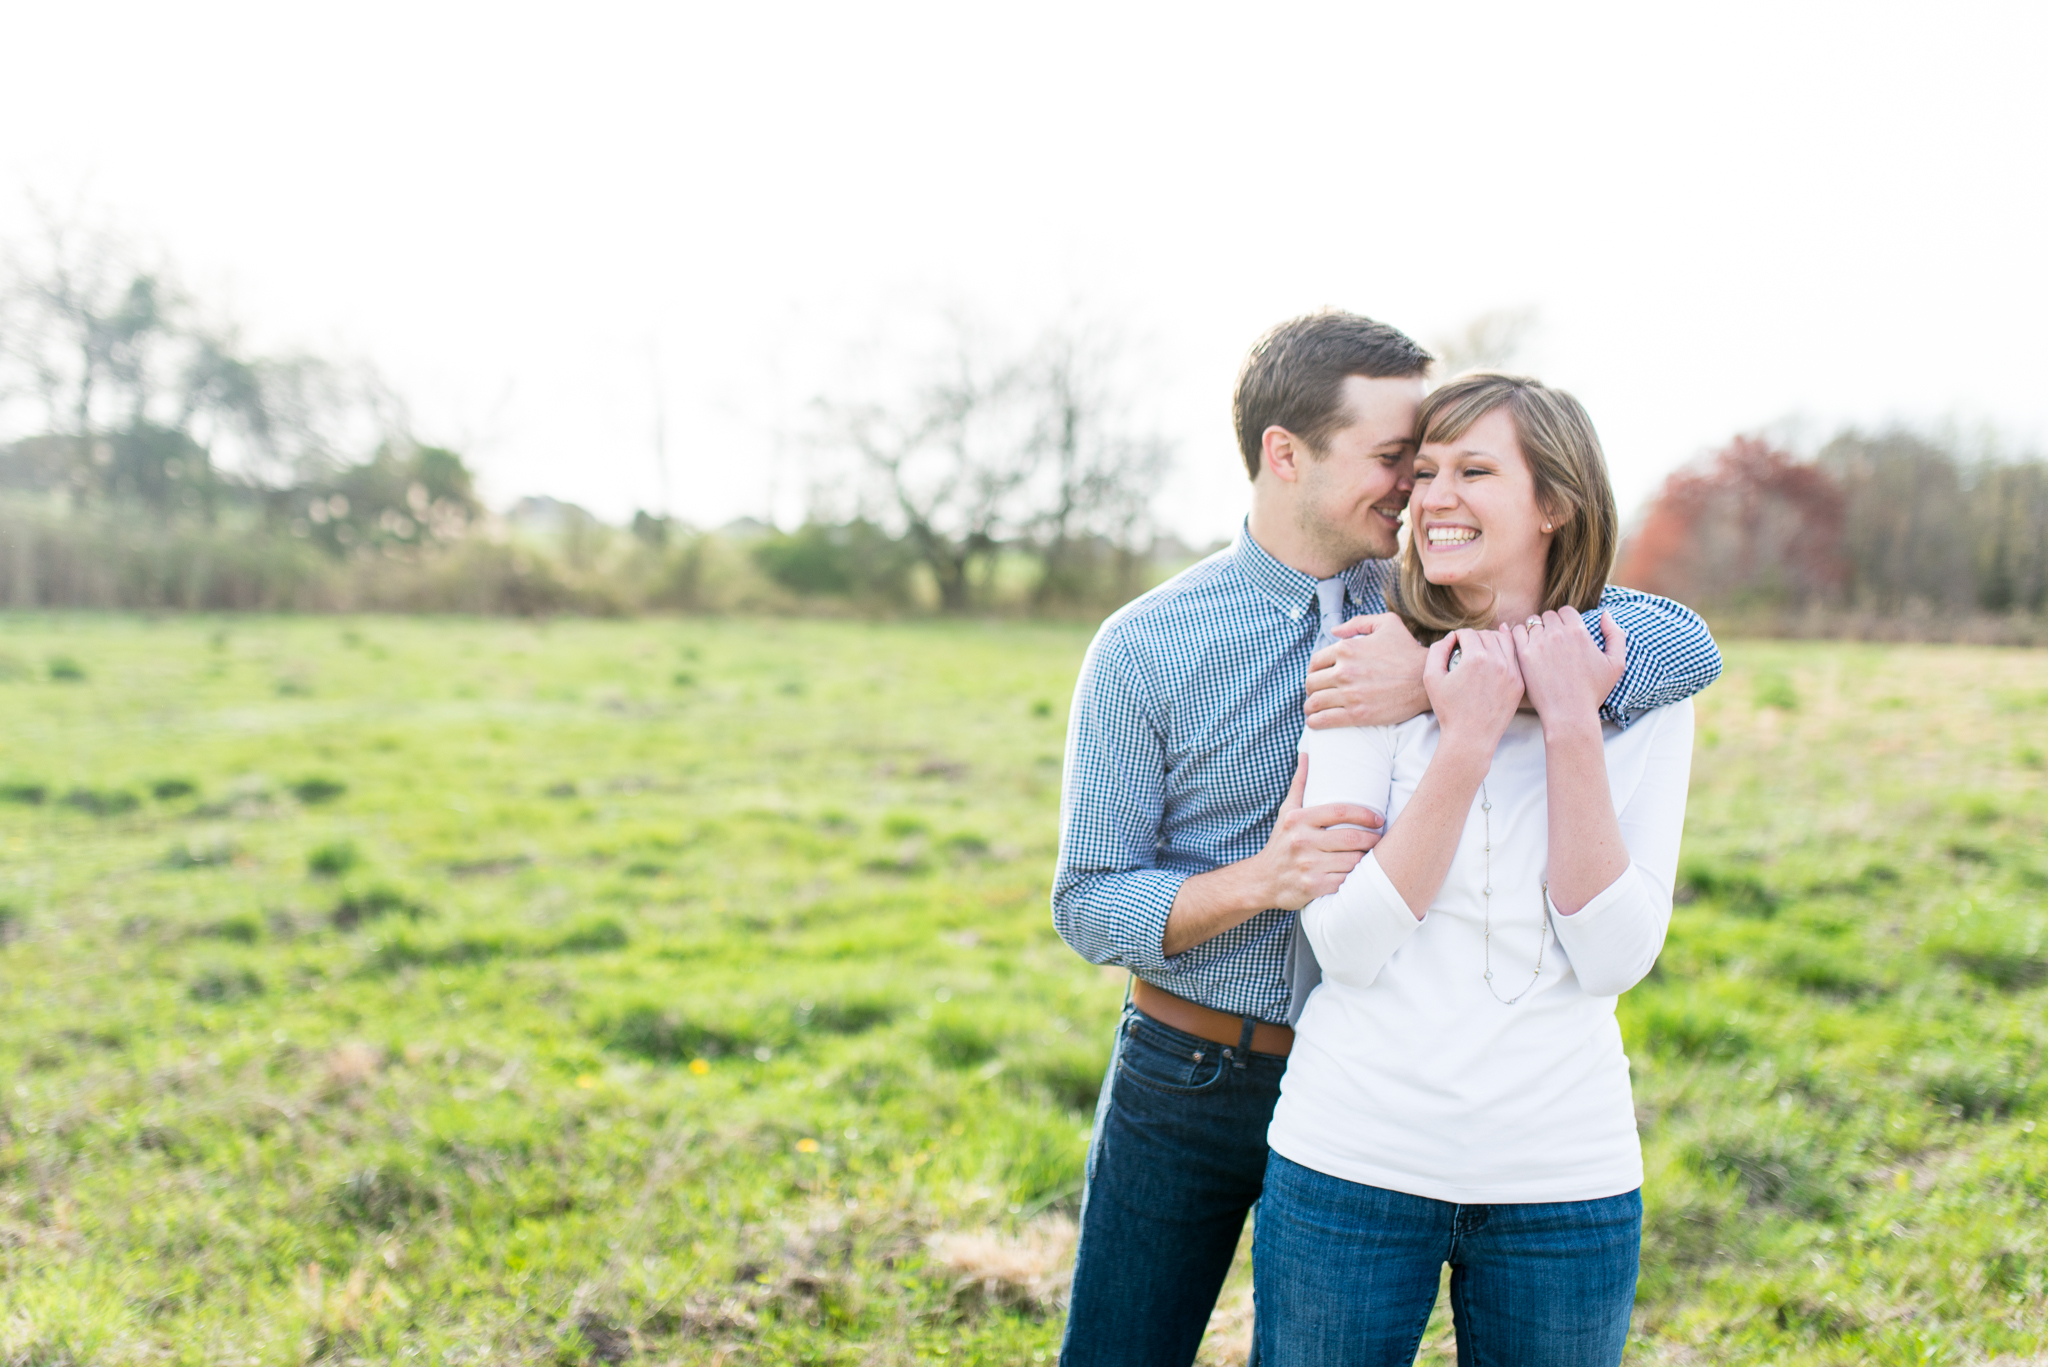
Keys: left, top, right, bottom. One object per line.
{"left": 1131, "top": 977, "right": 1294, "bottom": 1057}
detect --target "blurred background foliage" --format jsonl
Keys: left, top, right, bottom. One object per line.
{"left": 1619, "top": 431, "right": 2048, "bottom": 643}
{"left": 0, "top": 213, "right": 1188, "bottom": 618}
{"left": 4, "top": 210, "right": 2046, "bottom": 633}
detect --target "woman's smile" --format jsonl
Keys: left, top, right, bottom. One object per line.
{"left": 1422, "top": 522, "right": 1480, "bottom": 551}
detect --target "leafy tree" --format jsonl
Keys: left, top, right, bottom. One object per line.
{"left": 1619, "top": 428, "right": 2048, "bottom": 622}
{"left": 752, "top": 519, "right": 915, "bottom": 601}
{"left": 630, "top": 510, "right": 672, "bottom": 548}
{"left": 1617, "top": 436, "right": 1846, "bottom": 610}
{"left": 0, "top": 203, "right": 401, "bottom": 515}
{"left": 295, "top": 442, "right": 481, "bottom": 555}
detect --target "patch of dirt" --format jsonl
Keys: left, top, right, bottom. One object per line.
{"left": 926, "top": 1215, "right": 1076, "bottom": 1316}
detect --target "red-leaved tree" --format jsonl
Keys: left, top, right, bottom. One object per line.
{"left": 1615, "top": 436, "right": 1847, "bottom": 611}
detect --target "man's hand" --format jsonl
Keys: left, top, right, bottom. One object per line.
{"left": 1160, "top": 757, "right": 1384, "bottom": 956}
{"left": 1254, "top": 756, "right": 1385, "bottom": 910}
{"left": 1304, "top": 614, "right": 1430, "bottom": 730}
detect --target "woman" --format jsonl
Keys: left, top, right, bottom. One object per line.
{"left": 1255, "top": 374, "right": 1694, "bottom": 1365}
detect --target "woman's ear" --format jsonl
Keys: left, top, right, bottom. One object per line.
{"left": 1538, "top": 499, "right": 1572, "bottom": 536}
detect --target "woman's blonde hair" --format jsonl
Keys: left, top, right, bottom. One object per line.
{"left": 1394, "top": 373, "right": 1618, "bottom": 640}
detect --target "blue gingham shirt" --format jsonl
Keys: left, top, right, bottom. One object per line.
{"left": 1052, "top": 523, "right": 1723, "bottom": 1023}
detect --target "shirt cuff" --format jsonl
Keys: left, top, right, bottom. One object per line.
{"left": 1115, "top": 869, "right": 1192, "bottom": 978}
{"left": 1547, "top": 866, "right": 1665, "bottom": 998}
{"left": 1599, "top": 700, "right": 1645, "bottom": 731}
{"left": 1546, "top": 867, "right": 1634, "bottom": 925}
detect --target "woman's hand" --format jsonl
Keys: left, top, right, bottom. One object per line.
{"left": 1423, "top": 626, "right": 1523, "bottom": 755}
{"left": 1512, "top": 607, "right": 1626, "bottom": 736}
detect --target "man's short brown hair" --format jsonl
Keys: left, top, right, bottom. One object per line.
{"left": 1232, "top": 310, "right": 1434, "bottom": 479}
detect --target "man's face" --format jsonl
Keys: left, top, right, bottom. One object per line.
{"left": 1293, "top": 373, "right": 1424, "bottom": 565}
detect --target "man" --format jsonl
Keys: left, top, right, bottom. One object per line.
{"left": 1051, "top": 310, "right": 1723, "bottom": 1367}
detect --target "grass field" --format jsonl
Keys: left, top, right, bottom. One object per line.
{"left": 0, "top": 615, "right": 2045, "bottom": 1365}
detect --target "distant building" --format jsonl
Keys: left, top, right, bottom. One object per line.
{"left": 503, "top": 495, "right": 602, "bottom": 536}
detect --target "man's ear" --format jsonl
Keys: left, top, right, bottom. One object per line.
{"left": 1262, "top": 426, "right": 1309, "bottom": 485}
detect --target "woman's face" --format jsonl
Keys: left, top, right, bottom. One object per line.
{"left": 1410, "top": 406, "right": 1554, "bottom": 608}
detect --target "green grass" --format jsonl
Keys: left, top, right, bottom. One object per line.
{"left": 0, "top": 617, "right": 2044, "bottom": 1365}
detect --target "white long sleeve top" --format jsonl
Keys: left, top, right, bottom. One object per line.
{"left": 1267, "top": 700, "right": 1694, "bottom": 1204}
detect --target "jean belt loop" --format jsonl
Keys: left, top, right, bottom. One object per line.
{"left": 1233, "top": 1014, "right": 1255, "bottom": 1068}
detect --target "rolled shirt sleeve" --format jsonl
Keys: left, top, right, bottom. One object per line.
{"left": 1051, "top": 631, "right": 1186, "bottom": 978}
{"left": 1590, "top": 587, "right": 1723, "bottom": 729}
{"left": 1549, "top": 700, "right": 1697, "bottom": 996}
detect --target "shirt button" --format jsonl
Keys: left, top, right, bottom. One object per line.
{"left": 1289, "top": 608, "right": 1302, "bottom": 620}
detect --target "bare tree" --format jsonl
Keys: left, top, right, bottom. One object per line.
{"left": 0, "top": 210, "right": 163, "bottom": 499}
{"left": 1820, "top": 429, "right": 1978, "bottom": 613}
{"left": 1025, "top": 325, "right": 1170, "bottom": 606}
{"left": 822, "top": 320, "right": 1038, "bottom": 612}
{"left": 812, "top": 311, "right": 1176, "bottom": 611}
{"left": 1431, "top": 307, "right": 1538, "bottom": 379}
{"left": 232, "top": 352, "right": 402, "bottom": 487}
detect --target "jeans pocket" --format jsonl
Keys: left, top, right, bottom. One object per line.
{"left": 1115, "top": 1017, "right": 1229, "bottom": 1095}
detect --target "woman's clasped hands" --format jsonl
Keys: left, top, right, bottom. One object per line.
{"left": 1423, "top": 606, "right": 1631, "bottom": 750}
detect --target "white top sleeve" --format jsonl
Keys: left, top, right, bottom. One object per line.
{"left": 1548, "top": 700, "right": 1696, "bottom": 997}
{"left": 1297, "top": 723, "right": 1423, "bottom": 991}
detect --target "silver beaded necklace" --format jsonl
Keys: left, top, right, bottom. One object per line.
{"left": 1478, "top": 780, "right": 1551, "bottom": 1005}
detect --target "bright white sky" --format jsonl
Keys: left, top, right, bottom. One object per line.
{"left": 5, "top": 0, "right": 2045, "bottom": 544}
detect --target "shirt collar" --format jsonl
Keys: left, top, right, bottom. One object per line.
{"left": 1230, "top": 519, "right": 1392, "bottom": 620}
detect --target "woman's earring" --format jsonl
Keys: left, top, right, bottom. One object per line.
{"left": 1543, "top": 522, "right": 1553, "bottom": 532}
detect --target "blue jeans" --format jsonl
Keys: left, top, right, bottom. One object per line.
{"left": 1059, "top": 1003, "right": 1288, "bottom": 1367}
{"left": 1255, "top": 1152, "right": 1641, "bottom": 1367}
